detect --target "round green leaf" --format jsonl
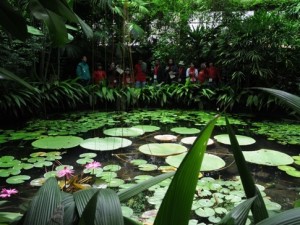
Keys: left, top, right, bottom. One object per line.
{"left": 133, "top": 125, "right": 160, "bottom": 132}
{"left": 130, "top": 159, "right": 147, "bottom": 166}
{"left": 76, "top": 158, "right": 94, "bottom": 165}
{"left": 103, "top": 164, "right": 121, "bottom": 172}
{"left": 44, "top": 171, "right": 57, "bottom": 179}
{"left": 121, "top": 206, "right": 134, "bottom": 217}
{"left": 154, "top": 134, "right": 177, "bottom": 142}
{"left": 171, "top": 127, "right": 200, "bottom": 135}
{"left": 32, "top": 136, "right": 83, "bottom": 149}
{"left": 277, "top": 165, "right": 296, "bottom": 171}
{"left": 195, "top": 207, "right": 215, "bottom": 217}
{"left": 107, "top": 178, "right": 125, "bottom": 187}
{"left": 139, "top": 143, "right": 187, "bottom": 156}
{"left": 79, "top": 153, "right": 97, "bottom": 158}
{"left": 243, "top": 149, "right": 294, "bottom": 166}
{"left": 181, "top": 136, "right": 214, "bottom": 146}
{"left": 138, "top": 164, "right": 158, "bottom": 171}
{"left": 30, "top": 178, "right": 46, "bottom": 186}
{"left": 6, "top": 175, "right": 31, "bottom": 184}
{"left": 80, "top": 137, "right": 132, "bottom": 151}
{"left": 286, "top": 170, "right": 300, "bottom": 177}
{"left": 166, "top": 153, "right": 226, "bottom": 171}
{"left": 103, "top": 127, "right": 144, "bottom": 137}
{"left": 214, "top": 134, "right": 256, "bottom": 146}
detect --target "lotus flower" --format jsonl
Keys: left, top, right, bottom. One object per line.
{"left": 0, "top": 188, "right": 18, "bottom": 198}
{"left": 85, "top": 161, "right": 101, "bottom": 169}
{"left": 57, "top": 166, "right": 74, "bottom": 179}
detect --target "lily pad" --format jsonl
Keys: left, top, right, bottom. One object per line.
{"left": 133, "top": 125, "right": 160, "bottom": 132}
{"left": 214, "top": 134, "right": 256, "bottom": 146}
{"left": 130, "top": 159, "right": 147, "bottom": 166}
{"left": 107, "top": 178, "right": 125, "bottom": 187}
{"left": 80, "top": 137, "right": 132, "bottom": 151}
{"left": 171, "top": 127, "right": 200, "bottom": 135}
{"left": 103, "top": 164, "right": 121, "bottom": 172}
{"left": 286, "top": 170, "right": 300, "bottom": 178}
{"left": 154, "top": 134, "right": 177, "bottom": 142}
{"left": 243, "top": 149, "right": 294, "bottom": 166}
{"left": 195, "top": 207, "right": 215, "bottom": 217}
{"left": 166, "top": 153, "right": 226, "bottom": 171}
{"left": 32, "top": 136, "right": 83, "bottom": 149}
{"left": 79, "top": 153, "right": 97, "bottom": 158}
{"left": 76, "top": 158, "right": 94, "bottom": 165}
{"left": 30, "top": 178, "right": 46, "bottom": 187}
{"left": 139, "top": 143, "right": 187, "bottom": 156}
{"left": 121, "top": 206, "right": 134, "bottom": 217}
{"left": 277, "top": 165, "right": 296, "bottom": 172}
{"left": 181, "top": 136, "right": 214, "bottom": 146}
{"left": 44, "top": 171, "right": 57, "bottom": 179}
{"left": 103, "top": 127, "right": 144, "bottom": 137}
{"left": 6, "top": 175, "right": 31, "bottom": 184}
{"left": 138, "top": 164, "right": 158, "bottom": 171}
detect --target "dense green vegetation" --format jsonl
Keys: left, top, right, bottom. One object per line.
{"left": 0, "top": 0, "right": 300, "bottom": 120}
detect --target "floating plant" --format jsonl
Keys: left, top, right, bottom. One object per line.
{"left": 214, "top": 134, "right": 256, "bottom": 146}
{"left": 80, "top": 137, "right": 132, "bottom": 151}
{"left": 171, "top": 127, "right": 200, "bottom": 135}
{"left": 139, "top": 143, "right": 187, "bottom": 156}
{"left": 132, "top": 125, "right": 160, "bottom": 132}
{"left": 243, "top": 149, "right": 294, "bottom": 166}
{"left": 154, "top": 134, "right": 177, "bottom": 142}
{"left": 32, "top": 136, "right": 83, "bottom": 149}
{"left": 103, "top": 127, "right": 144, "bottom": 137}
{"left": 181, "top": 136, "right": 214, "bottom": 146}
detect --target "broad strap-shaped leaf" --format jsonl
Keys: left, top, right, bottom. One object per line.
{"left": 73, "top": 189, "right": 98, "bottom": 216}
{"left": 154, "top": 116, "right": 219, "bottom": 225}
{"left": 118, "top": 172, "right": 175, "bottom": 202}
{"left": 0, "top": 67, "right": 36, "bottom": 91}
{"left": 0, "top": 0, "right": 28, "bottom": 40}
{"left": 23, "top": 177, "right": 62, "bottom": 225}
{"left": 217, "top": 196, "right": 256, "bottom": 225}
{"left": 256, "top": 208, "right": 300, "bottom": 225}
{"left": 252, "top": 87, "right": 300, "bottom": 114}
{"left": 78, "top": 189, "right": 124, "bottom": 225}
{"left": 225, "top": 117, "right": 268, "bottom": 223}
{"left": 61, "top": 192, "right": 77, "bottom": 225}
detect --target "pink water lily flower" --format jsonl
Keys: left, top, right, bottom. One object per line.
{"left": 0, "top": 188, "right": 18, "bottom": 198}
{"left": 57, "top": 166, "right": 74, "bottom": 179}
{"left": 85, "top": 161, "right": 101, "bottom": 169}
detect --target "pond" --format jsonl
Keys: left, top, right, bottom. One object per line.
{"left": 0, "top": 109, "right": 299, "bottom": 224}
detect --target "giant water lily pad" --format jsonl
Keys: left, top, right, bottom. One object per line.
{"left": 32, "top": 136, "right": 83, "bottom": 149}
{"left": 80, "top": 137, "right": 132, "bottom": 151}
{"left": 139, "top": 143, "right": 187, "bottom": 156}
{"left": 243, "top": 149, "right": 294, "bottom": 166}
{"left": 133, "top": 125, "right": 160, "bottom": 132}
{"left": 154, "top": 134, "right": 177, "bottom": 142}
{"left": 166, "top": 153, "right": 226, "bottom": 171}
{"left": 181, "top": 136, "right": 214, "bottom": 146}
{"left": 6, "top": 175, "right": 31, "bottom": 184}
{"left": 214, "top": 134, "right": 256, "bottom": 146}
{"left": 171, "top": 127, "right": 200, "bottom": 135}
{"left": 103, "top": 127, "right": 144, "bottom": 137}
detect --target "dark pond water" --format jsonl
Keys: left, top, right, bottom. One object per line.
{"left": 0, "top": 109, "right": 299, "bottom": 224}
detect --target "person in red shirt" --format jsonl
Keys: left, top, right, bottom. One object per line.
{"left": 207, "top": 62, "right": 221, "bottom": 85}
{"left": 186, "top": 62, "right": 198, "bottom": 83}
{"left": 198, "top": 63, "right": 208, "bottom": 84}
{"left": 93, "top": 64, "right": 106, "bottom": 85}
{"left": 134, "top": 59, "right": 147, "bottom": 88}
{"left": 123, "top": 67, "right": 134, "bottom": 87}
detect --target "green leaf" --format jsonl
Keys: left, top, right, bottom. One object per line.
{"left": 0, "top": 212, "right": 23, "bottom": 223}
{"left": 23, "top": 177, "right": 62, "bottom": 225}
{"left": 123, "top": 216, "right": 143, "bottom": 225}
{"left": 256, "top": 208, "right": 300, "bottom": 225}
{"left": 0, "top": 0, "right": 28, "bottom": 40}
{"left": 252, "top": 88, "right": 300, "bottom": 115}
{"left": 153, "top": 116, "right": 218, "bottom": 225}
{"left": 118, "top": 172, "right": 175, "bottom": 202}
{"left": 225, "top": 117, "right": 268, "bottom": 223}
{"left": 73, "top": 189, "right": 98, "bottom": 217}
{"left": 0, "top": 67, "right": 36, "bottom": 90}
{"left": 61, "top": 192, "right": 77, "bottom": 225}
{"left": 79, "top": 189, "right": 124, "bottom": 225}
{"left": 217, "top": 196, "right": 256, "bottom": 225}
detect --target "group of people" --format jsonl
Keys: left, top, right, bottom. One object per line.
{"left": 76, "top": 56, "right": 221, "bottom": 87}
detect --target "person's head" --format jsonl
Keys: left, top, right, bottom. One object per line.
{"left": 82, "top": 56, "right": 87, "bottom": 62}
{"left": 168, "top": 59, "right": 173, "bottom": 65}
{"left": 97, "top": 64, "right": 103, "bottom": 70}
{"left": 138, "top": 59, "right": 143, "bottom": 65}
{"left": 155, "top": 60, "right": 160, "bottom": 65}
{"left": 209, "top": 62, "right": 214, "bottom": 67}
{"left": 125, "top": 67, "right": 130, "bottom": 74}
{"left": 110, "top": 62, "right": 115, "bottom": 68}
{"left": 200, "top": 63, "right": 206, "bottom": 69}
{"left": 190, "top": 62, "right": 194, "bottom": 68}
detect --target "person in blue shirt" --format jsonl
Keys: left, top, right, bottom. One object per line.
{"left": 76, "top": 56, "right": 91, "bottom": 85}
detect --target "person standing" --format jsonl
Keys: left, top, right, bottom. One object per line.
{"left": 198, "top": 63, "right": 208, "bottom": 84}
{"left": 76, "top": 56, "right": 91, "bottom": 85}
{"left": 186, "top": 62, "right": 198, "bottom": 83}
{"left": 134, "top": 59, "right": 147, "bottom": 88}
{"left": 177, "top": 61, "right": 186, "bottom": 84}
{"left": 207, "top": 62, "right": 221, "bottom": 86}
{"left": 165, "top": 58, "right": 178, "bottom": 84}
{"left": 152, "top": 59, "right": 164, "bottom": 84}
{"left": 93, "top": 64, "right": 106, "bottom": 85}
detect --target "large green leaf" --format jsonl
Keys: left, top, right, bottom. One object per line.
{"left": 118, "top": 172, "right": 175, "bottom": 202}
{"left": 225, "top": 117, "right": 268, "bottom": 223}
{"left": 123, "top": 216, "right": 143, "bottom": 225}
{"left": 80, "top": 137, "right": 132, "bottom": 151}
{"left": 0, "top": 0, "right": 28, "bottom": 40}
{"left": 139, "top": 143, "right": 187, "bottom": 156}
{"left": 256, "top": 208, "right": 300, "bottom": 225}
{"left": 23, "top": 177, "right": 62, "bottom": 225}
{"left": 217, "top": 196, "right": 256, "bottom": 225}
{"left": 78, "top": 189, "right": 124, "bottom": 225}
{"left": 32, "top": 136, "right": 83, "bottom": 149}
{"left": 252, "top": 88, "right": 300, "bottom": 115}
{"left": 61, "top": 192, "right": 77, "bottom": 225}
{"left": 73, "top": 189, "right": 98, "bottom": 216}
{"left": 153, "top": 116, "right": 218, "bottom": 225}
{"left": 0, "top": 67, "right": 36, "bottom": 90}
